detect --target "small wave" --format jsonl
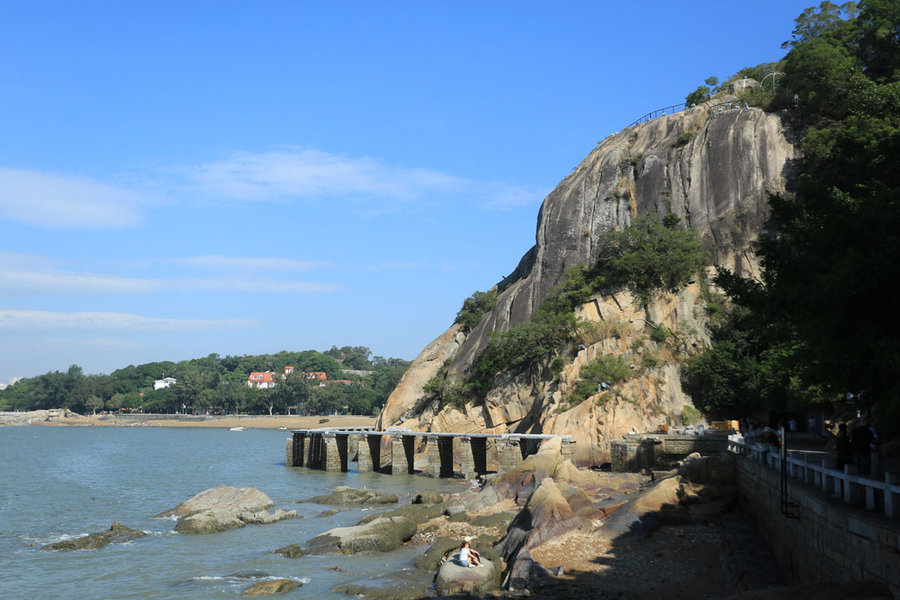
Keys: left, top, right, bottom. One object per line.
{"left": 23, "top": 532, "right": 89, "bottom": 547}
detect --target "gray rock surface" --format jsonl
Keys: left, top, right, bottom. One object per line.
{"left": 159, "top": 486, "right": 297, "bottom": 534}
{"left": 40, "top": 522, "right": 146, "bottom": 551}
{"left": 241, "top": 578, "right": 302, "bottom": 595}
{"left": 303, "top": 486, "right": 398, "bottom": 506}
{"left": 376, "top": 107, "right": 798, "bottom": 444}
{"left": 434, "top": 556, "right": 501, "bottom": 597}
{"left": 304, "top": 516, "right": 417, "bottom": 554}
{"left": 158, "top": 486, "right": 274, "bottom": 518}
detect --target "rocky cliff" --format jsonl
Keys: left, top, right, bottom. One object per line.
{"left": 377, "top": 103, "right": 797, "bottom": 464}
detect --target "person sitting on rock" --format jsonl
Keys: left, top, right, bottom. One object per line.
{"left": 458, "top": 540, "right": 482, "bottom": 567}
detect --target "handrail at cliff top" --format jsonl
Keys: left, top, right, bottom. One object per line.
{"left": 626, "top": 103, "right": 686, "bottom": 129}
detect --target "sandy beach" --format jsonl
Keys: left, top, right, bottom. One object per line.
{"left": 0, "top": 409, "right": 376, "bottom": 430}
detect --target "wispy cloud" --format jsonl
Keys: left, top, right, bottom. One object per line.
{"left": 0, "top": 167, "right": 151, "bottom": 229}
{"left": 0, "top": 309, "right": 258, "bottom": 331}
{"left": 0, "top": 252, "right": 339, "bottom": 295}
{"left": 176, "top": 255, "right": 330, "bottom": 272}
{"left": 184, "top": 148, "right": 468, "bottom": 204}
{"left": 0, "top": 149, "right": 545, "bottom": 231}
{"left": 0, "top": 268, "right": 339, "bottom": 295}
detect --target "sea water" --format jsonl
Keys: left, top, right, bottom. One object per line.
{"left": 0, "top": 426, "right": 470, "bottom": 599}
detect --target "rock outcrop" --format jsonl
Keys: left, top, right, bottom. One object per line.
{"left": 303, "top": 486, "right": 398, "bottom": 506}
{"left": 302, "top": 516, "right": 417, "bottom": 555}
{"left": 377, "top": 105, "right": 798, "bottom": 463}
{"left": 40, "top": 522, "right": 146, "bottom": 551}
{"left": 434, "top": 557, "right": 502, "bottom": 597}
{"left": 158, "top": 486, "right": 297, "bottom": 534}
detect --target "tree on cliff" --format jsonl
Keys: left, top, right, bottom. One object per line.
{"left": 690, "top": 0, "right": 900, "bottom": 428}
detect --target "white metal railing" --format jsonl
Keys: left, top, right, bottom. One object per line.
{"left": 727, "top": 439, "right": 898, "bottom": 518}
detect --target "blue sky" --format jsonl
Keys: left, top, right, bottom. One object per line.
{"left": 0, "top": 1, "right": 813, "bottom": 383}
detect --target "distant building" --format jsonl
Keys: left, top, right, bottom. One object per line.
{"left": 283, "top": 366, "right": 295, "bottom": 377}
{"left": 153, "top": 377, "right": 177, "bottom": 390}
{"left": 305, "top": 371, "right": 327, "bottom": 381}
{"left": 247, "top": 371, "right": 277, "bottom": 388}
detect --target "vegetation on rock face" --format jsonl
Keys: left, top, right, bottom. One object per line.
{"left": 563, "top": 355, "right": 633, "bottom": 408}
{"left": 0, "top": 346, "right": 410, "bottom": 416}
{"left": 454, "top": 289, "right": 499, "bottom": 333}
{"left": 427, "top": 214, "right": 709, "bottom": 407}
{"left": 686, "top": 0, "right": 900, "bottom": 431}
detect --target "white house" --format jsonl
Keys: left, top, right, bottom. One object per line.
{"left": 153, "top": 377, "right": 177, "bottom": 390}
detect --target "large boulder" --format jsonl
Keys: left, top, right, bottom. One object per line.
{"left": 158, "top": 486, "right": 274, "bottom": 518}
{"left": 40, "top": 522, "right": 146, "bottom": 551}
{"left": 303, "top": 486, "right": 398, "bottom": 506}
{"left": 598, "top": 474, "right": 684, "bottom": 540}
{"left": 303, "top": 516, "right": 417, "bottom": 554}
{"left": 158, "top": 486, "right": 297, "bottom": 534}
{"left": 434, "top": 557, "right": 501, "bottom": 597}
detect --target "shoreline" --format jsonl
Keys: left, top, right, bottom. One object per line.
{"left": 0, "top": 409, "right": 376, "bottom": 430}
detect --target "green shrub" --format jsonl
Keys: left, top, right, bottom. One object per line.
{"left": 455, "top": 289, "right": 499, "bottom": 333}
{"left": 675, "top": 131, "right": 695, "bottom": 146}
{"left": 650, "top": 324, "right": 671, "bottom": 344}
{"left": 565, "top": 355, "right": 633, "bottom": 406}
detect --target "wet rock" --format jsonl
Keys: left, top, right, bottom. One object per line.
{"left": 332, "top": 569, "right": 435, "bottom": 600}
{"left": 412, "top": 490, "right": 443, "bottom": 505}
{"left": 356, "top": 500, "right": 448, "bottom": 526}
{"left": 304, "top": 486, "right": 398, "bottom": 506}
{"left": 157, "top": 486, "right": 273, "bottom": 518}
{"left": 241, "top": 578, "right": 302, "bottom": 595}
{"left": 160, "top": 486, "right": 297, "bottom": 534}
{"left": 272, "top": 544, "right": 304, "bottom": 558}
{"left": 304, "top": 516, "right": 416, "bottom": 554}
{"left": 40, "top": 522, "right": 146, "bottom": 551}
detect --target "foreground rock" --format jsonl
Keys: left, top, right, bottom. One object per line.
{"left": 301, "top": 516, "right": 416, "bottom": 555}
{"left": 41, "top": 522, "right": 146, "bottom": 551}
{"left": 303, "top": 486, "right": 398, "bottom": 506}
{"left": 241, "top": 578, "right": 302, "bottom": 595}
{"left": 435, "top": 557, "right": 502, "bottom": 597}
{"left": 158, "top": 486, "right": 297, "bottom": 534}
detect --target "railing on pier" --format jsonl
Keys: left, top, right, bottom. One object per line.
{"left": 727, "top": 439, "right": 898, "bottom": 518}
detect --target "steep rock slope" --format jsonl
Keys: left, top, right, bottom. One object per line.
{"left": 378, "top": 104, "right": 797, "bottom": 458}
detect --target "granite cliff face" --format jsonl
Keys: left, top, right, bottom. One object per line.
{"left": 377, "top": 104, "right": 797, "bottom": 462}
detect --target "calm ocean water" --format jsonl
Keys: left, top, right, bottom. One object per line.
{"left": 0, "top": 426, "right": 470, "bottom": 599}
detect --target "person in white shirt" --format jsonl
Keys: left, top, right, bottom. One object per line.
{"left": 458, "top": 540, "right": 482, "bottom": 567}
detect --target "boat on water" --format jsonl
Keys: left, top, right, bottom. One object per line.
{"left": 229, "top": 426, "right": 246, "bottom": 431}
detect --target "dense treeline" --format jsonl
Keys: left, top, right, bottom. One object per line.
{"left": 0, "top": 345, "right": 409, "bottom": 417}
{"left": 686, "top": 0, "right": 900, "bottom": 432}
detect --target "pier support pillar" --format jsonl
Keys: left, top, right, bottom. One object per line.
{"left": 357, "top": 434, "right": 382, "bottom": 472}
{"left": 286, "top": 436, "right": 294, "bottom": 467}
{"left": 426, "top": 436, "right": 455, "bottom": 478}
{"left": 391, "top": 435, "right": 415, "bottom": 475}
{"left": 459, "top": 436, "right": 477, "bottom": 479}
{"left": 289, "top": 432, "right": 306, "bottom": 467}
{"left": 497, "top": 437, "right": 524, "bottom": 475}
{"left": 322, "top": 433, "right": 349, "bottom": 472}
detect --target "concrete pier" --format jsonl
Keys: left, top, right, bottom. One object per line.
{"left": 286, "top": 428, "right": 573, "bottom": 478}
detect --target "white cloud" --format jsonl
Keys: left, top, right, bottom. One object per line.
{"left": 185, "top": 148, "right": 468, "bottom": 203}
{"left": 0, "top": 309, "right": 258, "bottom": 331}
{"left": 0, "top": 167, "right": 150, "bottom": 229}
{"left": 176, "top": 255, "right": 330, "bottom": 272}
{"left": 0, "top": 268, "right": 162, "bottom": 295}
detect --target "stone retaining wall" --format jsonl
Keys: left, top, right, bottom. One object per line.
{"left": 736, "top": 456, "right": 900, "bottom": 597}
